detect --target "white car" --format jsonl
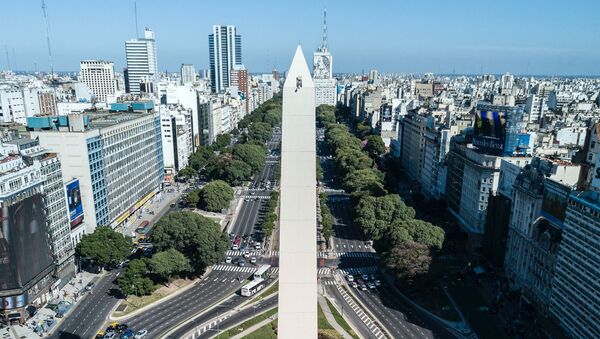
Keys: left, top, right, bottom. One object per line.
{"left": 346, "top": 274, "right": 354, "bottom": 282}
{"left": 225, "top": 257, "right": 232, "bottom": 264}
{"left": 250, "top": 257, "right": 257, "bottom": 264}
{"left": 351, "top": 282, "right": 358, "bottom": 288}
{"left": 134, "top": 330, "right": 148, "bottom": 338}
{"left": 243, "top": 251, "right": 250, "bottom": 258}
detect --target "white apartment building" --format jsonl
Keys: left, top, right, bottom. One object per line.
{"left": 159, "top": 106, "right": 192, "bottom": 180}
{"left": 29, "top": 112, "right": 164, "bottom": 232}
{"left": 125, "top": 28, "right": 158, "bottom": 95}
{"left": 79, "top": 60, "right": 116, "bottom": 102}
{"left": 399, "top": 113, "right": 428, "bottom": 182}
{"left": 0, "top": 87, "right": 41, "bottom": 124}
{"left": 524, "top": 94, "right": 548, "bottom": 124}
{"left": 180, "top": 64, "right": 196, "bottom": 85}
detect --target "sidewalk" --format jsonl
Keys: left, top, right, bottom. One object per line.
{"left": 6, "top": 271, "right": 99, "bottom": 338}
{"left": 318, "top": 295, "right": 353, "bottom": 339}
{"left": 230, "top": 313, "right": 278, "bottom": 339}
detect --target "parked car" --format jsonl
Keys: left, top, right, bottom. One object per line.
{"left": 85, "top": 282, "right": 95, "bottom": 290}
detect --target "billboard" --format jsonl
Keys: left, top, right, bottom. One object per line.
{"left": 0, "top": 194, "right": 54, "bottom": 290}
{"left": 66, "top": 179, "right": 84, "bottom": 228}
{"left": 0, "top": 294, "right": 27, "bottom": 310}
{"left": 473, "top": 109, "right": 507, "bottom": 155}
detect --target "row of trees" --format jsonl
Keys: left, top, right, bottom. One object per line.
{"left": 187, "top": 180, "right": 234, "bottom": 212}
{"left": 260, "top": 191, "right": 279, "bottom": 237}
{"left": 319, "top": 193, "right": 333, "bottom": 241}
{"left": 322, "top": 107, "right": 445, "bottom": 281}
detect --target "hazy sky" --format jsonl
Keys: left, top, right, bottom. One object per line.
{"left": 2, "top": 0, "right": 600, "bottom": 75}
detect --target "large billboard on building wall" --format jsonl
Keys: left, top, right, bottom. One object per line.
{"left": 0, "top": 194, "right": 54, "bottom": 291}
{"left": 66, "top": 179, "right": 84, "bottom": 228}
{"left": 473, "top": 109, "right": 507, "bottom": 155}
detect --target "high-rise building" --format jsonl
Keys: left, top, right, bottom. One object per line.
{"left": 208, "top": 25, "right": 242, "bottom": 93}
{"left": 79, "top": 60, "right": 116, "bottom": 102}
{"left": 160, "top": 106, "right": 192, "bottom": 181}
{"left": 28, "top": 108, "right": 164, "bottom": 232}
{"left": 180, "top": 64, "right": 196, "bottom": 85}
{"left": 313, "top": 9, "right": 337, "bottom": 107}
{"left": 230, "top": 65, "right": 249, "bottom": 113}
{"left": 125, "top": 28, "right": 158, "bottom": 96}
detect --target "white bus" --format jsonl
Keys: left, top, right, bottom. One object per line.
{"left": 241, "top": 278, "right": 265, "bottom": 297}
{"left": 253, "top": 265, "right": 271, "bottom": 280}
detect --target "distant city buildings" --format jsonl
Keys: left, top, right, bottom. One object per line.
{"left": 79, "top": 60, "right": 116, "bottom": 102}
{"left": 208, "top": 25, "right": 242, "bottom": 93}
{"left": 125, "top": 28, "right": 158, "bottom": 96}
{"left": 180, "top": 64, "right": 196, "bottom": 85}
{"left": 313, "top": 9, "right": 337, "bottom": 107}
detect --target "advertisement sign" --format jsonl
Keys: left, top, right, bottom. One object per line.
{"left": 0, "top": 194, "right": 54, "bottom": 290}
{"left": 0, "top": 294, "right": 27, "bottom": 310}
{"left": 66, "top": 179, "right": 84, "bottom": 228}
{"left": 473, "top": 109, "right": 507, "bottom": 155}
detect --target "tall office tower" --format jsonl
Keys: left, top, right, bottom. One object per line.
{"left": 180, "top": 64, "right": 196, "bottom": 85}
{"left": 313, "top": 9, "right": 337, "bottom": 107}
{"left": 29, "top": 108, "right": 164, "bottom": 233}
{"left": 79, "top": 60, "right": 116, "bottom": 102}
{"left": 208, "top": 25, "right": 242, "bottom": 93}
{"left": 125, "top": 28, "right": 158, "bottom": 96}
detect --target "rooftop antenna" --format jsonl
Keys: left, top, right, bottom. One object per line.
{"left": 12, "top": 48, "right": 17, "bottom": 72}
{"left": 41, "top": 0, "right": 54, "bottom": 80}
{"left": 134, "top": 1, "right": 139, "bottom": 38}
{"left": 4, "top": 45, "right": 10, "bottom": 71}
{"left": 321, "top": 8, "right": 328, "bottom": 52}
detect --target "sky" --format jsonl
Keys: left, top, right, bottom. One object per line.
{"left": 1, "top": 0, "right": 600, "bottom": 75}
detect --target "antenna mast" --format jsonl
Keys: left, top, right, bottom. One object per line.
{"left": 4, "top": 46, "right": 10, "bottom": 71}
{"left": 42, "top": 0, "right": 54, "bottom": 80}
{"left": 134, "top": 1, "right": 139, "bottom": 38}
{"left": 322, "top": 8, "right": 328, "bottom": 51}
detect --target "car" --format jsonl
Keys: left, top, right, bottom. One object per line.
{"left": 232, "top": 244, "right": 239, "bottom": 250}
{"left": 374, "top": 280, "right": 382, "bottom": 286}
{"left": 351, "top": 282, "right": 358, "bottom": 288}
{"left": 254, "top": 242, "right": 262, "bottom": 250}
{"left": 250, "top": 257, "right": 257, "bottom": 264}
{"left": 103, "top": 333, "right": 117, "bottom": 339}
{"left": 362, "top": 274, "right": 369, "bottom": 281}
{"left": 225, "top": 257, "right": 232, "bottom": 264}
{"left": 121, "top": 329, "right": 135, "bottom": 338}
{"left": 346, "top": 274, "right": 354, "bottom": 282}
{"left": 243, "top": 251, "right": 250, "bottom": 258}
{"left": 86, "top": 282, "right": 95, "bottom": 290}
{"left": 134, "top": 330, "right": 148, "bottom": 339}
{"left": 367, "top": 282, "right": 376, "bottom": 289}
{"left": 250, "top": 192, "right": 256, "bottom": 196}
{"left": 238, "top": 258, "right": 246, "bottom": 266}
{"left": 359, "top": 284, "right": 367, "bottom": 291}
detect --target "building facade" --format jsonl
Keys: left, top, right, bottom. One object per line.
{"left": 180, "top": 64, "right": 196, "bottom": 85}
{"left": 125, "top": 28, "right": 158, "bottom": 96}
{"left": 208, "top": 25, "right": 242, "bottom": 93}
{"left": 79, "top": 60, "right": 116, "bottom": 102}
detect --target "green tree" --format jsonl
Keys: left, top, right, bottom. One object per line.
{"left": 233, "top": 143, "right": 266, "bottom": 173}
{"left": 335, "top": 148, "right": 373, "bottom": 176}
{"left": 384, "top": 241, "right": 432, "bottom": 281}
{"left": 342, "top": 168, "right": 387, "bottom": 197}
{"left": 177, "top": 167, "right": 197, "bottom": 179}
{"left": 316, "top": 158, "right": 324, "bottom": 182}
{"left": 365, "top": 135, "right": 386, "bottom": 158}
{"left": 152, "top": 211, "right": 229, "bottom": 273}
{"left": 263, "top": 108, "right": 282, "bottom": 126}
{"left": 247, "top": 122, "right": 272, "bottom": 143}
{"left": 206, "top": 157, "right": 252, "bottom": 185}
{"left": 354, "top": 194, "right": 415, "bottom": 241}
{"left": 316, "top": 104, "right": 336, "bottom": 127}
{"left": 186, "top": 189, "right": 201, "bottom": 207}
{"left": 406, "top": 220, "right": 445, "bottom": 250}
{"left": 200, "top": 180, "right": 234, "bottom": 212}
{"left": 211, "top": 133, "right": 232, "bottom": 152}
{"left": 355, "top": 123, "right": 373, "bottom": 139}
{"left": 116, "top": 259, "right": 155, "bottom": 296}
{"left": 76, "top": 227, "right": 131, "bottom": 267}
{"left": 189, "top": 147, "right": 215, "bottom": 171}
{"left": 149, "top": 249, "right": 191, "bottom": 284}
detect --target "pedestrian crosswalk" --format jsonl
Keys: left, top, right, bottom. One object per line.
{"left": 336, "top": 284, "right": 385, "bottom": 339}
{"left": 317, "top": 251, "right": 378, "bottom": 259}
{"left": 212, "top": 264, "right": 280, "bottom": 275}
{"left": 241, "top": 195, "right": 270, "bottom": 199}
{"left": 225, "top": 250, "right": 261, "bottom": 257}
{"left": 317, "top": 266, "right": 379, "bottom": 276}
{"left": 321, "top": 280, "right": 338, "bottom": 286}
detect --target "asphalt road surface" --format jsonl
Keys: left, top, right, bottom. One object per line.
{"left": 51, "top": 270, "right": 122, "bottom": 339}
{"left": 124, "top": 270, "right": 253, "bottom": 337}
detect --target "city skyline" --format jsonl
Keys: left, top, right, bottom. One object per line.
{"left": 1, "top": 0, "right": 600, "bottom": 75}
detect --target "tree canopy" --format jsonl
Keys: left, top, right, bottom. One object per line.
{"left": 152, "top": 211, "right": 229, "bottom": 273}
{"left": 149, "top": 249, "right": 191, "bottom": 283}
{"left": 233, "top": 143, "right": 266, "bottom": 173}
{"left": 177, "top": 167, "right": 197, "bottom": 179}
{"left": 116, "top": 259, "right": 155, "bottom": 296}
{"left": 354, "top": 194, "right": 415, "bottom": 241}
{"left": 76, "top": 227, "right": 131, "bottom": 267}
{"left": 206, "top": 157, "right": 252, "bottom": 186}
{"left": 384, "top": 241, "right": 432, "bottom": 281}
{"left": 189, "top": 147, "right": 215, "bottom": 171}
{"left": 316, "top": 104, "right": 336, "bottom": 127}
{"left": 247, "top": 122, "right": 272, "bottom": 143}
{"left": 365, "top": 134, "right": 386, "bottom": 158}
{"left": 211, "top": 133, "right": 232, "bottom": 152}
{"left": 342, "top": 168, "right": 387, "bottom": 198}
{"left": 200, "top": 180, "right": 234, "bottom": 212}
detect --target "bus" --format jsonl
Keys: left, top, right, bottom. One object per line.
{"left": 241, "top": 278, "right": 265, "bottom": 297}
{"left": 253, "top": 265, "right": 271, "bottom": 280}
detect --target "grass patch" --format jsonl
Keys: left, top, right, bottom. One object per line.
{"left": 113, "top": 291, "right": 165, "bottom": 316}
{"left": 447, "top": 282, "right": 508, "bottom": 339}
{"left": 243, "top": 319, "right": 278, "bottom": 339}
{"left": 326, "top": 298, "right": 360, "bottom": 339}
{"left": 220, "top": 307, "right": 278, "bottom": 338}
{"left": 318, "top": 303, "right": 334, "bottom": 330}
